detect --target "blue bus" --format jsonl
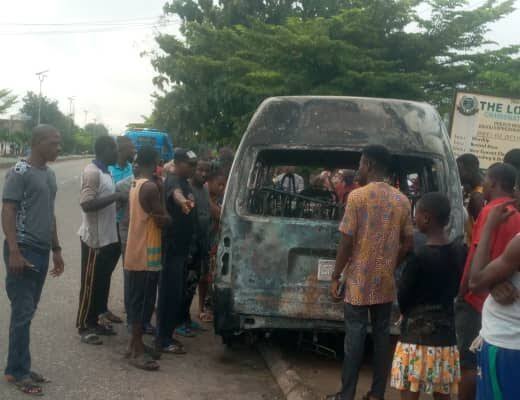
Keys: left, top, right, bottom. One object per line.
{"left": 123, "top": 128, "right": 174, "bottom": 162}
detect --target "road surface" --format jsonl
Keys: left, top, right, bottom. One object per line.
{"left": 0, "top": 159, "right": 282, "bottom": 400}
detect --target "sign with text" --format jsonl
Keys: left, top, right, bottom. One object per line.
{"left": 450, "top": 92, "right": 520, "bottom": 169}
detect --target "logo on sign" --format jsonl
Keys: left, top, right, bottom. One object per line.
{"left": 457, "top": 95, "right": 479, "bottom": 116}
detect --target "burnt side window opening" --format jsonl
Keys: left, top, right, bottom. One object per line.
{"left": 246, "top": 149, "right": 440, "bottom": 221}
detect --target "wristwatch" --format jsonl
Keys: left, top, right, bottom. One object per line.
{"left": 52, "top": 245, "right": 62, "bottom": 253}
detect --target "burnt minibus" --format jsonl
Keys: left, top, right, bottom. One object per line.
{"left": 213, "top": 96, "right": 464, "bottom": 342}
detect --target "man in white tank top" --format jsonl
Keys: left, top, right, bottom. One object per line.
{"left": 469, "top": 200, "right": 520, "bottom": 400}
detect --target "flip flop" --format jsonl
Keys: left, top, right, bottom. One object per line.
{"left": 124, "top": 345, "right": 162, "bottom": 360}
{"left": 128, "top": 354, "right": 159, "bottom": 371}
{"left": 104, "top": 311, "right": 123, "bottom": 324}
{"left": 189, "top": 320, "right": 208, "bottom": 332}
{"left": 13, "top": 378, "right": 44, "bottom": 396}
{"left": 160, "top": 343, "right": 186, "bottom": 355}
{"left": 81, "top": 333, "right": 103, "bottom": 345}
{"left": 175, "top": 325, "right": 196, "bottom": 338}
{"left": 95, "top": 324, "right": 116, "bottom": 336}
{"left": 29, "top": 372, "right": 51, "bottom": 384}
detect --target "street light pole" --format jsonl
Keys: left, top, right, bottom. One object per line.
{"left": 68, "top": 97, "right": 75, "bottom": 153}
{"left": 35, "top": 70, "right": 49, "bottom": 125}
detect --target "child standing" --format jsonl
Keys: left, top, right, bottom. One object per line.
{"left": 391, "top": 192, "right": 466, "bottom": 399}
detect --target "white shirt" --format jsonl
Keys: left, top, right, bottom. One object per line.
{"left": 481, "top": 269, "right": 520, "bottom": 350}
{"left": 77, "top": 163, "right": 118, "bottom": 248}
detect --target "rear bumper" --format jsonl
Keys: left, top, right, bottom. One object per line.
{"left": 214, "top": 287, "right": 401, "bottom": 335}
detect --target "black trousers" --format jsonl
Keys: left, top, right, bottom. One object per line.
{"left": 76, "top": 241, "right": 120, "bottom": 333}
{"left": 156, "top": 251, "right": 187, "bottom": 346}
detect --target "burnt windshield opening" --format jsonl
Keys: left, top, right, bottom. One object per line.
{"left": 245, "top": 149, "right": 441, "bottom": 221}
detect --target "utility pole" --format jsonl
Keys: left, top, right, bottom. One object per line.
{"left": 67, "top": 97, "right": 75, "bottom": 153}
{"left": 83, "top": 110, "right": 88, "bottom": 127}
{"left": 35, "top": 70, "right": 49, "bottom": 125}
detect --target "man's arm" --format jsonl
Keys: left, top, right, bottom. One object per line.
{"left": 468, "top": 191, "right": 485, "bottom": 221}
{"left": 330, "top": 195, "right": 357, "bottom": 300}
{"left": 470, "top": 235, "right": 520, "bottom": 292}
{"left": 80, "top": 169, "right": 123, "bottom": 213}
{"left": 50, "top": 216, "right": 64, "bottom": 277}
{"left": 398, "top": 203, "right": 414, "bottom": 265}
{"left": 1, "top": 202, "right": 32, "bottom": 274}
{"left": 140, "top": 181, "right": 171, "bottom": 228}
{"left": 469, "top": 201, "right": 518, "bottom": 291}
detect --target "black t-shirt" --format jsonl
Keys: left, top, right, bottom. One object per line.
{"left": 164, "top": 173, "right": 196, "bottom": 256}
{"left": 398, "top": 241, "right": 466, "bottom": 346}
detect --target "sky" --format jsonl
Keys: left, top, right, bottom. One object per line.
{"left": 1, "top": 0, "right": 519, "bottom": 134}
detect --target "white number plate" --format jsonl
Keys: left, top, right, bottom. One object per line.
{"left": 317, "top": 259, "right": 335, "bottom": 281}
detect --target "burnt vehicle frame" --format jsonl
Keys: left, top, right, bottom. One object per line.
{"left": 213, "top": 96, "right": 464, "bottom": 342}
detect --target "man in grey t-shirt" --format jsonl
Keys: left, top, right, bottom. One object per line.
{"left": 2, "top": 125, "right": 64, "bottom": 396}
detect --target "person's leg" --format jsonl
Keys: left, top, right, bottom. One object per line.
{"left": 97, "top": 242, "right": 121, "bottom": 316}
{"left": 143, "top": 271, "right": 159, "bottom": 330}
{"left": 476, "top": 340, "right": 494, "bottom": 400}
{"left": 4, "top": 245, "right": 49, "bottom": 381}
{"left": 340, "top": 303, "right": 369, "bottom": 400}
{"left": 156, "top": 250, "right": 177, "bottom": 347}
{"left": 494, "top": 344, "right": 520, "bottom": 399}
{"left": 455, "top": 299, "right": 480, "bottom": 400}
{"left": 77, "top": 241, "right": 99, "bottom": 333}
{"left": 127, "top": 271, "right": 145, "bottom": 356}
{"left": 400, "top": 391, "right": 420, "bottom": 400}
{"left": 198, "top": 276, "right": 209, "bottom": 316}
{"left": 369, "top": 302, "right": 393, "bottom": 399}
{"left": 184, "top": 258, "right": 201, "bottom": 324}
{"left": 127, "top": 271, "right": 159, "bottom": 370}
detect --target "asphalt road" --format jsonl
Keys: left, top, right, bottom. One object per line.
{"left": 0, "top": 159, "right": 282, "bottom": 400}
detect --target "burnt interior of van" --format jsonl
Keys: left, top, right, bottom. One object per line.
{"left": 246, "top": 149, "right": 441, "bottom": 220}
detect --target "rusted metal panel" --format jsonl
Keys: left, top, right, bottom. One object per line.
{"left": 214, "top": 96, "right": 464, "bottom": 336}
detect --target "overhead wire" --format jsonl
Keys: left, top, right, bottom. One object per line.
{"left": 0, "top": 17, "right": 181, "bottom": 36}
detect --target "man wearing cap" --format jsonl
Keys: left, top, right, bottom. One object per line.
{"left": 156, "top": 148, "right": 198, "bottom": 354}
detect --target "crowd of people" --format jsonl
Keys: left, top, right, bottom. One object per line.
{"left": 1, "top": 125, "right": 229, "bottom": 395}
{"left": 2, "top": 124, "right": 520, "bottom": 399}
{"left": 327, "top": 145, "right": 520, "bottom": 400}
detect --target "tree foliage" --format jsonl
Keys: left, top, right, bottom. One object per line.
{"left": 0, "top": 89, "right": 17, "bottom": 115}
{"left": 20, "top": 92, "right": 80, "bottom": 153}
{"left": 150, "top": 0, "right": 519, "bottom": 146}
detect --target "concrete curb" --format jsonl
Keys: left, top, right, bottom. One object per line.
{"left": 257, "top": 343, "right": 320, "bottom": 400}
{"left": 0, "top": 155, "right": 92, "bottom": 170}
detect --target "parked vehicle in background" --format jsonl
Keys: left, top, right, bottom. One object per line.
{"left": 124, "top": 128, "right": 174, "bottom": 162}
{"left": 213, "top": 96, "right": 465, "bottom": 343}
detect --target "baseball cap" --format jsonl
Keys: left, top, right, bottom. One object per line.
{"left": 174, "top": 148, "right": 198, "bottom": 164}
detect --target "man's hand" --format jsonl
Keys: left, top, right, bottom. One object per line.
{"left": 330, "top": 279, "right": 343, "bottom": 303}
{"left": 490, "top": 281, "right": 519, "bottom": 305}
{"left": 50, "top": 250, "right": 65, "bottom": 277}
{"left": 485, "top": 200, "right": 517, "bottom": 230}
{"left": 8, "top": 250, "right": 33, "bottom": 275}
{"left": 181, "top": 199, "right": 195, "bottom": 215}
{"left": 117, "top": 191, "right": 129, "bottom": 202}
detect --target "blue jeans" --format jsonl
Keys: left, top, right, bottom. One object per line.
{"left": 4, "top": 242, "right": 49, "bottom": 380}
{"left": 341, "top": 302, "right": 393, "bottom": 400}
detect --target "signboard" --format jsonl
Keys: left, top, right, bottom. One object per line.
{"left": 450, "top": 91, "right": 520, "bottom": 169}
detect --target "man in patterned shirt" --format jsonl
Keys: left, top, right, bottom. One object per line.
{"left": 328, "top": 145, "right": 414, "bottom": 400}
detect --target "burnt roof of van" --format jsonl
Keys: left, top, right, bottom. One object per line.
{"left": 241, "top": 96, "right": 450, "bottom": 155}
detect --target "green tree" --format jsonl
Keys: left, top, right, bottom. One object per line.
{"left": 151, "top": 0, "right": 519, "bottom": 146}
{"left": 0, "top": 89, "right": 17, "bottom": 115}
{"left": 20, "top": 92, "right": 78, "bottom": 153}
{"left": 85, "top": 122, "right": 109, "bottom": 138}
